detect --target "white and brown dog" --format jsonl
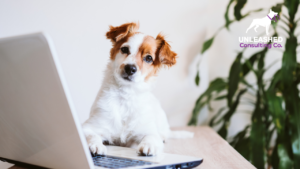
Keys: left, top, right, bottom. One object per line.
{"left": 82, "top": 22, "right": 193, "bottom": 156}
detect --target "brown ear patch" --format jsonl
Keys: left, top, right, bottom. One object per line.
{"left": 106, "top": 22, "right": 139, "bottom": 42}
{"left": 155, "top": 33, "right": 177, "bottom": 67}
{"left": 106, "top": 22, "right": 139, "bottom": 60}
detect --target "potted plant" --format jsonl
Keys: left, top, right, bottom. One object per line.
{"left": 188, "top": 1, "right": 300, "bottom": 168}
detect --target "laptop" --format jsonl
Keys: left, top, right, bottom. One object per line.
{"left": 0, "top": 32, "right": 203, "bottom": 169}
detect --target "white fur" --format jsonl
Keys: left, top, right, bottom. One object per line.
{"left": 82, "top": 33, "right": 193, "bottom": 156}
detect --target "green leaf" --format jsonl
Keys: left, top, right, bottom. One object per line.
{"left": 281, "top": 35, "right": 300, "bottom": 169}
{"left": 240, "top": 78, "right": 255, "bottom": 91}
{"left": 250, "top": 111, "right": 266, "bottom": 168}
{"left": 224, "top": 88, "right": 247, "bottom": 121}
{"left": 241, "top": 50, "right": 264, "bottom": 76}
{"left": 278, "top": 144, "right": 293, "bottom": 168}
{"left": 284, "top": 0, "right": 299, "bottom": 22}
{"left": 209, "top": 107, "right": 227, "bottom": 127}
{"left": 225, "top": 7, "right": 262, "bottom": 30}
{"left": 201, "top": 37, "right": 214, "bottom": 54}
{"left": 268, "top": 70, "right": 282, "bottom": 91}
{"left": 230, "top": 126, "right": 250, "bottom": 159}
{"left": 225, "top": 0, "right": 235, "bottom": 29}
{"left": 281, "top": 36, "right": 297, "bottom": 84}
{"left": 295, "top": 63, "right": 300, "bottom": 84}
{"left": 227, "top": 52, "right": 243, "bottom": 107}
{"left": 188, "top": 78, "right": 227, "bottom": 125}
{"left": 270, "top": 3, "right": 283, "bottom": 29}
{"left": 266, "top": 92, "right": 285, "bottom": 134}
{"left": 272, "top": 143, "right": 280, "bottom": 169}
{"left": 266, "top": 90, "right": 294, "bottom": 169}
{"left": 195, "top": 70, "right": 200, "bottom": 86}
{"left": 230, "top": 125, "right": 249, "bottom": 146}
{"left": 217, "top": 89, "right": 247, "bottom": 139}
{"left": 214, "top": 94, "right": 227, "bottom": 101}
{"left": 271, "top": 3, "right": 283, "bottom": 15}
{"left": 218, "top": 122, "right": 229, "bottom": 139}
{"left": 250, "top": 70, "right": 266, "bottom": 168}
{"left": 236, "top": 137, "right": 250, "bottom": 160}
{"left": 234, "top": 0, "right": 247, "bottom": 21}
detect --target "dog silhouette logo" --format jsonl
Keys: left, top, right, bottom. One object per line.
{"left": 246, "top": 9, "right": 279, "bottom": 35}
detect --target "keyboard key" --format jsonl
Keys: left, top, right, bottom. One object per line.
{"left": 91, "top": 154, "right": 154, "bottom": 168}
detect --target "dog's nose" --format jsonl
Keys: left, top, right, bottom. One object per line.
{"left": 124, "top": 64, "right": 137, "bottom": 75}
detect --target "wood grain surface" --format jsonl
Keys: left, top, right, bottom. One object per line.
{"left": 166, "top": 126, "right": 256, "bottom": 169}
{"left": 6, "top": 126, "right": 255, "bottom": 169}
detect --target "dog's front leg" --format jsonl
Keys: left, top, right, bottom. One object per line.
{"left": 137, "top": 134, "right": 164, "bottom": 156}
{"left": 82, "top": 124, "right": 107, "bottom": 155}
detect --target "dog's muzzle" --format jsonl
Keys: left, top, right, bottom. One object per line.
{"left": 122, "top": 64, "right": 137, "bottom": 81}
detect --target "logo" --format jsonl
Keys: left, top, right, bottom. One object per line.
{"left": 239, "top": 9, "right": 283, "bottom": 49}
{"left": 246, "top": 9, "right": 279, "bottom": 35}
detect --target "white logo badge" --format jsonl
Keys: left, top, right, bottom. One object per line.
{"left": 246, "top": 9, "right": 278, "bottom": 35}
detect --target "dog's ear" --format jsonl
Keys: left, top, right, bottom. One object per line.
{"left": 155, "top": 33, "right": 177, "bottom": 67}
{"left": 106, "top": 22, "right": 139, "bottom": 42}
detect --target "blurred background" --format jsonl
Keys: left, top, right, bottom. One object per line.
{"left": 0, "top": 0, "right": 286, "bottom": 139}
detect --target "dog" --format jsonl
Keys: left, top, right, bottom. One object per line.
{"left": 82, "top": 22, "right": 194, "bottom": 156}
{"left": 246, "top": 9, "right": 278, "bottom": 35}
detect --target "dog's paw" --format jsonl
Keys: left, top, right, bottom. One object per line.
{"left": 89, "top": 141, "right": 107, "bottom": 155}
{"left": 137, "top": 142, "right": 163, "bottom": 156}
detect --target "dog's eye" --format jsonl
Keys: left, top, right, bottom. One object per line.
{"left": 121, "top": 47, "right": 129, "bottom": 54}
{"left": 144, "top": 55, "right": 153, "bottom": 63}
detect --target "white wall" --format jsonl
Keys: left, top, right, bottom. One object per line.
{"left": 0, "top": 0, "right": 286, "bottom": 137}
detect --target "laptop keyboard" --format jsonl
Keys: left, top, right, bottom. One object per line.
{"left": 92, "top": 154, "right": 154, "bottom": 168}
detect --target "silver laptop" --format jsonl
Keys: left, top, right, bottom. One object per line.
{"left": 0, "top": 32, "right": 203, "bottom": 169}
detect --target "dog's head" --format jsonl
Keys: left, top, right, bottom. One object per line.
{"left": 269, "top": 9, "right": 278, "bottom": 18}
{"left": 106, "top": 22, "right": 177, "bottom": 86}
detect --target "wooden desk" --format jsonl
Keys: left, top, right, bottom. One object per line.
{"left": 3, "top": 126, "right": 255, "bottom": 169}
{"left": 165, "top": 126, "right": 255, "bottom": 169}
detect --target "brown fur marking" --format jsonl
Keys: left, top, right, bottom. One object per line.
{"left": 105, "top": 22, "right": 177, "bottom": 82}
